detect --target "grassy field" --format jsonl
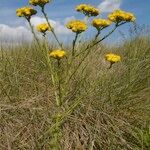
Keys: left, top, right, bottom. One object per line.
{"left": 0, "top": 34, "right": 150, "bottom": 149}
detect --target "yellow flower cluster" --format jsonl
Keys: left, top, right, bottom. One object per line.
{"left": 29, "top": 0, "right": 49, "bottom": 7}
{"left": 76, "top": 4, "right": 99, "bottom": 17}
{"left": 92, "top": 18, "right": 112, "bottom": 29}
{"left": 16, "top": 6, "right": 37, "bottom": 18}
{"left": 105, "top": 53, "right": 121, "bottom": 63}
{"left": 108, "top": 10, "right": 136, "bottom": 23}
{"left": 66, "top": 20, "right": 87, "bottom": 33}
{"left": 49, "top": 50, "right": 66, "bottom": 59}
{"left": 36, "top": 23, "right": 51, "bottom": 33}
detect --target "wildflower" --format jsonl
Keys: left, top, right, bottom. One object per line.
{"left": 66, "top": 20, "right": 87, "bottom": 33}
{"left": 108, "top": 10, "right": 136, "bottom": 23}
{"left": 76, "top": 4, "right": 99, "bottom": 17}
{"left": 92, "top": 18, "right": 112, "bottom": 30}
{"left": 49, "top": 50, "right": 66, "bottom": 59}
{"left": 29, "top": 0, "right": 49, "bottom": 7}
{"left": 16, "top": 6, "right": 37, "bottom": 19}
{"left": 36, "top": 23, "right": 51, "bottom": 35}
{"left": 105, "top": 53, "right": 121, "bottom": 64}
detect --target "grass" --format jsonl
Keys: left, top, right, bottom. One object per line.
{"left": 0, "top": 35, "right": 150, "bottom": 149}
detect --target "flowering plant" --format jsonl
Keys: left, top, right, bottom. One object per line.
{"left": 16, "top": 1, "right": 135, "bottom": 149}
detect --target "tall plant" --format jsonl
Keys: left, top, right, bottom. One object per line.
{"left": 16, "top": 0, "right": 136, "bottom": 149}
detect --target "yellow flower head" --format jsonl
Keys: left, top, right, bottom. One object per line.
{"left": 76, "top": 4, "right": 99, "bottom": 17}
{"left": 36, "top": 23, "right": 51, "bottom": 34}
{"left": 66, "top": 20, "right": 87, "bottom": 33}
{"left": 108, "top": 10, "right": 136, "bottom": 23}
{"left": 49, "top": 50, "right": 66, "bottom": 59}
{"left": 105, "top": 53, "right": 121, "bottom": 64}
{"left": 16, "top": 6, "right": 37, "bottom": 19}
{"left": 92, "top": 18, "right": 112, "bottom": 29}
{"left": 29, "top": 0, "right": 49, "bottom": 7}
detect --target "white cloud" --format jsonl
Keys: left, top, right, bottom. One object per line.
{"left": 98, "top": 0, "right": 121, "bottom": 13}
{"left": 0, "top": 16, "right": 72, "bottom": 43}
{"left": 30, "top": 16, "right": 71, "bottom": 35}
{"left": 64, "top": 16, "right": 76, "bottom": 24}
{"left": 0, "top": 24, "right": 32, "bottom": 43}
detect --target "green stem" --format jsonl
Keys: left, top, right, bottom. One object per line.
{"left": 38, "top": 97, "right": 82, "bottom": 143}
{"left": 72, "top": 33, "right": 79, "bottom": 57}
{"left": 92, "top": 22, "right": 126, "bottom": 47}
{"left": 108, "top": 62, "right": 114, "bottom": 69}
{"left": 56, "top": 59, "right": 62, "bottom": 107}
{"left": 45, "top": 48, "right": 59, "bottom": 108}
{"left": 94, "top": 29, "right": 101, "bottom": 41}
{"left": 91, "top": 26, "right": 118, "bottom": 47}
{"left": 41, "top": 7, "right": 63, "bottom": 49}
{"left": 84, "top": 16, "right": 90, "bottom": 24}
{"left": 67, "top": 47, "right": 91, "bottom": 83}
{"left": 38, "top": 85, "right": 96, "bottom": 144}
{"left": 67, "top": 23, "right": 126, "bottom": 82}
{"left": 26, "top": 18, "right": 39, "bottom": 44}
{"left": 75, "top": 27, "right": 105, "bottom": 58}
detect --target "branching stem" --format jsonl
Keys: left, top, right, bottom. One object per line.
{"left": 41, "top": 7, "right": 63, "bottom": 49}
{"left": 67, "top": 23, "right": 126, "bottom": 82}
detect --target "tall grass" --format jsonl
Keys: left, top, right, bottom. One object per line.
{"left": 0, "top": 34, "right": 150, "bottom": 149}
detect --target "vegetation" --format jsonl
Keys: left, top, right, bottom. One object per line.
{"left": 0, "top": 0, "right": 150, "bottom": 149}
{"left": 0, "top": 35, "right": 150, "bottom": 149}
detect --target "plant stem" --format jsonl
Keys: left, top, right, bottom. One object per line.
{"left": 56, "top": 59, "right": 62, "bottom": 107}
{"left": 45, "top": 48, "right": 59, "bottom": 109}
{"left": 26, "top": 18, "right": 39, "bottom": 44}
{"left": 72, "top": 33, "right": 79, "bottom": 57}
{"left": 94, "top": 29, "right": 101, "bottom": 41}
{"left": 41, "top": 7, "right": 63, "bottom": 49}
{"left": 108, "top": 62, "right": 114, "bottom": 69}
{"left": 91, "top": 26, "right": 118, "bottom": 47}
{"left": 84, "top": 16, "right": 90, "bottom": 24}
{"left": 38, "top": 86, "right": 96, "bottom": 144}
{"left": 67, "top": 23, "right": 126, "bottom": 82}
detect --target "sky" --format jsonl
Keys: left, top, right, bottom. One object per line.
{"left": 0, "top": 0, "right": 150, "bottom": 44}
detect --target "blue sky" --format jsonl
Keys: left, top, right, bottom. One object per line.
{"left": 0, "top": 0, "right": 150, "bottom": 43}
